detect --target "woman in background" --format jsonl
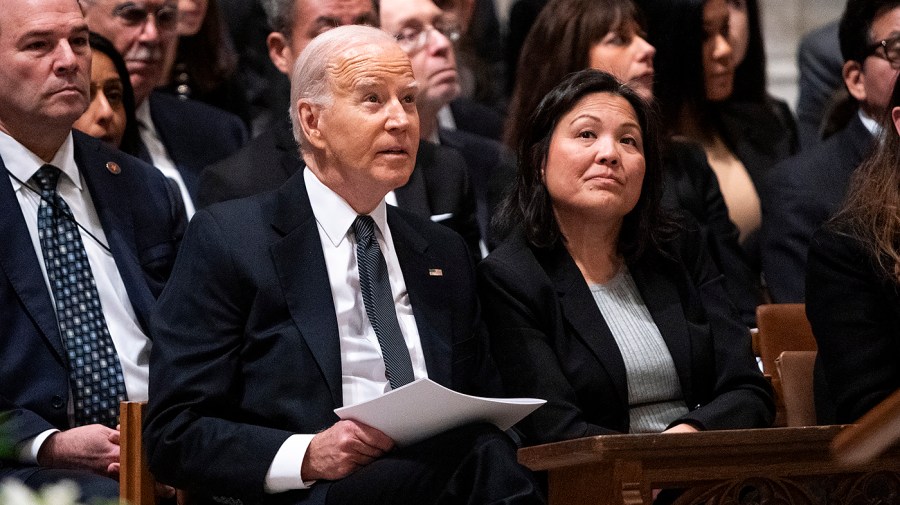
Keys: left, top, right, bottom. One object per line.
{"left": 159, "top": 0, "right": 248, "bottom": 124}
{"left": 73, "top": 33, "right": 141, "bottom": 156}
{"left": 504, "top": 0, "right": 761, "bottom": 325}
{"left": 479, "top": 69, "right": 773, "bottom": 444}
{"left": 806, "top": 80, "right": 900, "bottom": 424}
{"left": 637, "top": 0, "right": 796, "bottom": 263}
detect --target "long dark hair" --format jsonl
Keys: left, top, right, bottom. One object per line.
{"left": 88, "top": 32, "right": 141, "bottom": 156}
{"left": 729, "top": 0, "right": 766, "bottom": 102}
{"left": 833, "top": 80, "right": 900, "bottom": 283}
{"left": 636, "top": 0, "right": 711, "bottom": 136}
{"left": 498, "top": 69, "right": 674, "bottom": 261}
{"left": 504, "top": 0, "right": 641, "bottom": 148}
{"left": 171, "top": 0, "right": 238, "bottom": 95}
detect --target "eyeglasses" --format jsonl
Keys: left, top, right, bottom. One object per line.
{"left": 394, "top": 19, "right": 462, "bottom": 54}
{"left": 111, "top": 2, "right": 179, "bottom": 32}
{"left": 865, "top": 34, "right": 900, "bottom": 68}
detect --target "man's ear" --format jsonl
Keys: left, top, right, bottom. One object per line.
{"left": 892, "top": 106, "right": 900, "bottom": 136}
{"left": 298, "top": 101, "right": 327, "bottom": 149}
{"left": 267, "top": 32, "right": 294, "bottom": 75}
{"left": 843, "top": 60, "right": 868, "bottom": 103}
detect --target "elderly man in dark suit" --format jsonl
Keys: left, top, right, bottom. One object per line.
{"left": 0, "top": 0, "right": 184, "bottom": 500}
{"left": 143, "top": 25, "right": 543, "bottom": 505}
{"left": 198, "top": 0, "right": 481, "bottom": 258}
{"left": 761, "top": 0, "right": 900, "bottom": 303}
{"left": 79, "top": 0, "right": 248, "bottom": 217}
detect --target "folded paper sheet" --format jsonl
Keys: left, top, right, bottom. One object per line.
{"left": 335, "top": 378, "right": 545, "bottom": 446}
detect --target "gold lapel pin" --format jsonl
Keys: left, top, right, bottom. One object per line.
{"left": 106, "top": 162, "right": 121, "bottom": 175}
{"left": 428, "top": 268, "right": 443, "bottom": 276}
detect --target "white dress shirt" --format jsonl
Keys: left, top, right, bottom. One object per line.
{"left": 264, "top": 168, "right": 429, "bottom": 492}
{"left": 135, "top": 102, "right": 196, "bottom": 218}
{"left": 0, "top": 131, "right": 152, "bottom": 461}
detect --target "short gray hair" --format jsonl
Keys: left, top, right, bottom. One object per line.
{"left": 289, "top": 25, "right": 397, "bottom": 152}
{"left": 260, "top": 0, "right": 294, "bottom": 36}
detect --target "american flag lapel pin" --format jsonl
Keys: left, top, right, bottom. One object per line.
{"left": 428, "top": 268, "right": 443, "bottom": 277}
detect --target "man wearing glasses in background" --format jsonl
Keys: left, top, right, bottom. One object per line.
{"left": 761, "top": 0, "right": 900, "bottom": 306}
{"left": 379, "top": 0, "right": 517, "bottom": 251}
{"left": 79, "top": 0, "right": 248, "bottom": 218}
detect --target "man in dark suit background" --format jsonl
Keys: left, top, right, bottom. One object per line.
{"left": 198, "top": 0, "right": 482, "bottom": 258}
{"left": 143, "top": 26, "right": 543, "bottom": 505}
{"left": 796, "top": 20, "right": 845, "bottom": 150}
{"left": 79, "top": 0, "right": 248, "bottom": 216}
{"left": 761, "top": 0, "right": 900, "bottom": 303}
{"left": 0, "top": 0, "right": 183, "bottom": 500}
{"left": 380, "top": 0, "right": 516, "bottom": 249}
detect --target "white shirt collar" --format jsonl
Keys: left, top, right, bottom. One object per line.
{"left": 0, "top": 130, "right": 81, "bottom": 192}
{"left": 303, "top": 168, "right": 389, "bottom": 247}
{"left": 858, "top": 109, "right": 884, "bottom": 137}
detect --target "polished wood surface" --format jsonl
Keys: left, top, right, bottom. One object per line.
{"left": 833, "top": 388, "right": 900, "bottom": 466}
{"left": 120, "top": 401, "right": 156, "bottom": 505}
{"left": 519, "top": 426, "right": 900, "bottom": 505}
{"left": 755, "top": 303, "right": 817, "bottom": 426}
{"left": 776, "top": 350, "right": 818, "bottom": 426}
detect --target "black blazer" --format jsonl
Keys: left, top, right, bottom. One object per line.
{"left": 760, "top": 114, "right": 874, "bottom": 302}
{"left": 0, "top": 132, "right": 183, "bottom": 462}
{"left": 806, "top": 221, "right": 900, "bottom": 423}
{"left": 143, "top": 171, "right": 498, "bottom": 504}
{"left": 198, "top": 122, "right": 482, "bottom": 258}
{"left": 476, "top": 226, "right": 774, "bottom": 445}
{"left": 136, "top": 91, "right": 248, "bottom": 200}
{"left": 661, "top": 140, "right": 761, "bottom": 326}
{"left": 439, "top": 127, "right": 516, "bottom": 249}
{"left": 717, "top": 97, "right": 799, "bottom": 268}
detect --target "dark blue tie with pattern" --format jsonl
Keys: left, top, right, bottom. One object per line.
{"left": 33, "top": 164, "right": 127, "bottom": 428}
{"left": 352, "top": 215, "right": 415, "bottom": 389}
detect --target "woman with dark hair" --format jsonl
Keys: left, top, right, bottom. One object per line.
{"left": 504, "top": 0, "right": 761, "bottom": 325}
{"left": 504, "top": 0, "right": 650, "bottom": 149}
{"left": 637, "top": 0, "right": 796, "bottom": 259}
{"left": 73, "top": 33, "right": 141, "bottom": 156}
{"left": 159, "top": 0, "right": 248, "bottom": 124}
{"left": 806, "top": 80, "right": 900, "bottom": 424}
{"left": 478, "top": 69, "right": 773, "bottom": 444}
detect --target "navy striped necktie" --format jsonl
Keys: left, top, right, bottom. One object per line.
{"left": 33, "top": 164, "right": 127, "bottom": 427}
{"left": 352, "top": 215, "right": 415, "bottom": 389}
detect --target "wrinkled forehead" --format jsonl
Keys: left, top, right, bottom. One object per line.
{"left": 82, "top": 0, "right": 175, "bottom": 13}
{"left": 327, "top": 43, "right": 416, "bottom": 93}
{"left": 0, "top": 0, "right": 88, "bottom": 38}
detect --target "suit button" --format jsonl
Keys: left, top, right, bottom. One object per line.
{"left": 51, "top": 395, "right": 64, "bottom": 409}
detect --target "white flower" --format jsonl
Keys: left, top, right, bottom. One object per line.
{"left": 0, "top": 479, "right": 85, "bottom": 505}
{"left": 0, "top": 478, "right": 41, "bottom": 505}
{"left": 39, "top": 480, "right": 80, "bottom": 505}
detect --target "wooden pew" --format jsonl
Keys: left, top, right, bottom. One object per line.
{"left": 518, "top": 426, "right": 900, "bottom": 505}
{"left": 833, "top": 388, "right": 900, "bottom": 466}
{"left": 120, "top": 401, "right": 156, "bottom": 505}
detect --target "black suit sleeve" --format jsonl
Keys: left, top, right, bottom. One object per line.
{"left": 669, "top": 228, "right": 774, "bottom": 431}
{"left": 477, "top": 250, "right": 620, "bottom": 442}
{"left": 760, "top": 162, "right": 819, "bottom": 302}
{"left": 144, "top": 209, "right": 292, "bottom": 498}
{"left": 806, "top": 225, "right": 900, "bottom": 423}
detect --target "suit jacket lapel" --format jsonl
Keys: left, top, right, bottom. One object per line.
{"left": 388, "top": 210, "right": 452, "bottom": 386}
{"left": 270, "top": 173, "right": 344, "bottom": 407}
{"left": 73, "top": 135, "right": 157, "bottom": 334}
{"left": 274, "top": 118, "right": 305, "bottom": 182}
{"left": 543, "top": 246, "right": 629, "bottom": 409}
{"left": 393, "top": 140, "right": 432, "bottom": 218}
{"left": 0, "top": 155, "right": 66, "bottom": 361}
